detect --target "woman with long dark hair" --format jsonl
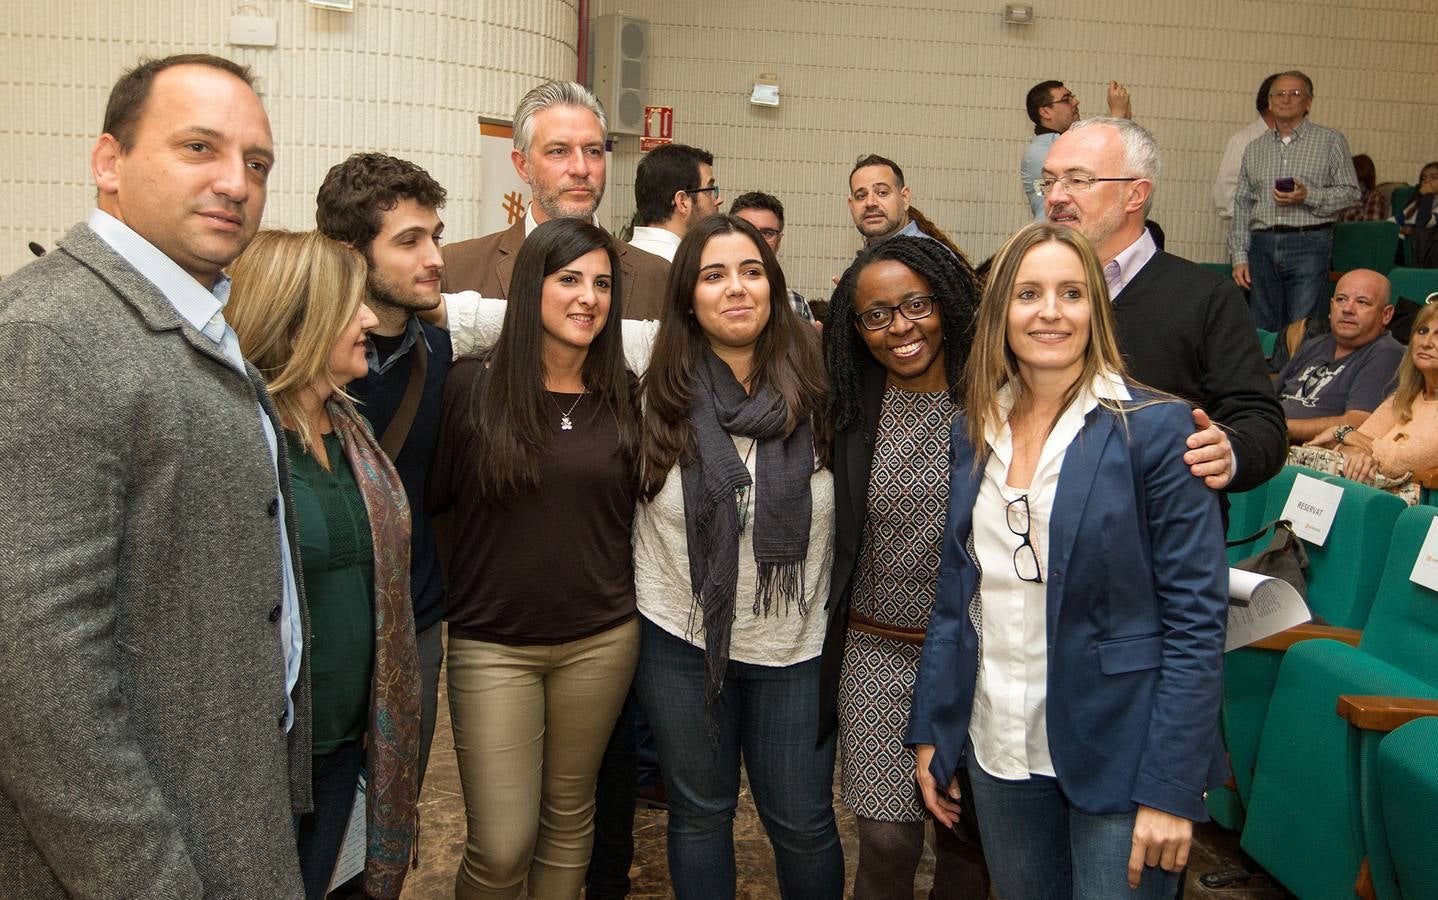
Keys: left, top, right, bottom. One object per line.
{"left": 819, "top": 235, "right": 990, "bottom": 898}
{"left": 631, "top": 214, "right": 842, "bottom": 899}
{"left": 909, "top": 222, "right": 1227, "bottom": 899}
{"left": 227, "top": 230, "right": 420, "bottom": 900}
{"left": 430, "top": 218, "right": 642, "bottom": 899}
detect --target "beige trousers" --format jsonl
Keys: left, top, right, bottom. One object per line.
{"left": 448, "top": 617, "right": 639, "bottom": 899}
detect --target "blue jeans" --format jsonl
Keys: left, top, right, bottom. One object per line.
{"left": 633, "top": 617, "right": 843, "bottom": 900}
{"left": 1247, "top": 227, "right": 1334, "bottom": 331}
{"left": 965, "top": 757, "right": 1181, "bottom": 900}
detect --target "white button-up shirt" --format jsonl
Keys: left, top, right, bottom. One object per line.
{"left": 968, "top": 373, "right": 1132, "bottom": 780}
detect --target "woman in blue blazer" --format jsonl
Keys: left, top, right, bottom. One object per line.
{"left": 906, "top": 223, "right": 1229, "bottom": 899}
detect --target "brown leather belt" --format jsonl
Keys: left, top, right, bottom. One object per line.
{"left": 848, "top": 610, "right": 926, "bottom": 645}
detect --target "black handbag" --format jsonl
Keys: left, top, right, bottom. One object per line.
{"left": 1227, "top": 519, "right": 1310, "bottom": 604}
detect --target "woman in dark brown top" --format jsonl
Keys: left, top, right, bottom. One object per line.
{"left": 430, "top": 218, "right": 641, "bottom": 899}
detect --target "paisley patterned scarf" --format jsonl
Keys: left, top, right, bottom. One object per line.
{"left": 329, "top": 398, "right": 421, "bottom": 899}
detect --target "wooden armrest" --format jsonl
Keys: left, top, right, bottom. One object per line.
{"left": 1336, "top": 695, "right": 1438, "bottom": 733}
{"left": 1414, "top": 466, "right": 1438, "bottom": 489}
{"left": 1248, "top": 623, "right": 1362, "bottom": 652}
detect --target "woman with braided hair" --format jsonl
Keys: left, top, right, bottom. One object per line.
{"left": 818, "top": 235, "right": 990, "bottom": 898}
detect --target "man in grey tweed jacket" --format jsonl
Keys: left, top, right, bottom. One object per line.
{"left": 0, "top": 55, "right": 311, "bottom": 896}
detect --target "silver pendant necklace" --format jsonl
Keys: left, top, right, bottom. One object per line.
{"left": 549, "top": 390, "right": 586, "bottom": 431}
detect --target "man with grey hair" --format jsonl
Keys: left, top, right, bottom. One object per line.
{"left": 442, "top": 79, "right": 667, "bottom": 318}
{"left": 1229, "top": 70, "right": 1359, "bottom": 331}
{"left": 1042, "top": 116, "right": 1286, "bottom": 498}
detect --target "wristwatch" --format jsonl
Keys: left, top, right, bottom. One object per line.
{"left": 1333, "top": 425, "right": 1355, "bottom": 445}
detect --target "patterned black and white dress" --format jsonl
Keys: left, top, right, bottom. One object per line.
{"left": 838, "top": 387, "right": 956, "bottom": 821}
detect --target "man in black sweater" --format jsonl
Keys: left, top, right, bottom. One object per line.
{"left": 1041, "top": 117, "right": 1286, "bottom": 495}
{"left": 317, "top": 153, "right": 452, "bottom": 785}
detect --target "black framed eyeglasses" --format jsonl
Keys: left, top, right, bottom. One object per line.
{"left": 1006, "top": 495, "right": 1044, "bottom": 584}
{"left": 855, "top": 294, "right": 936, "bottom": 331}
{"left": 685, "top": 185, "right": 721, "bottom": 196}
{"left": 1042, "top": 92, "right": 1077, "bottom": 107}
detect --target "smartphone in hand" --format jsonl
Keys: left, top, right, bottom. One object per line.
{"left": 1275, "top": 177, "right": 1296, "bottom": 192}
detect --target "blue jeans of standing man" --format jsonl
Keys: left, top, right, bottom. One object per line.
{"left": 1246, "top": 226, "right": 1335, "bottom": 331}
{"left": 633, "top": 617, "right": 844, "bottom": 900}
{"left": 964, "top": 756, "right": 1182, "bottom": 900}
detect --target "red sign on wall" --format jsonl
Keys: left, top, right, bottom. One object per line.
{"left": 641, "top": 106, "right": 673, "bottom": 151}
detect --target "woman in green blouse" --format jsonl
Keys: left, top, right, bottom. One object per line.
{"left": 227, "top": 230, "right": 421, "bottom": 900}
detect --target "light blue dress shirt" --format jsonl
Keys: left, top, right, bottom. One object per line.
{"left": 88, "top": 208, "right": 304, "bottom": 732}
{"left": 1021, "top": 131, "right": 1061, "bottom": 219}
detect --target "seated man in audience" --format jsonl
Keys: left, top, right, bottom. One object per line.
{"left": 1274, "top": 268, "right": 1403, "bottom": 443}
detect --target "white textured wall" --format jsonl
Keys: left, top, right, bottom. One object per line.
{"left": 594, "top": 0, "right": 1438, "bottom": 299}
{"left": 1, "top": 0, "right": 579, "bottom": 276}
{"left": 4, "top": 0, "right": 1438, "bottom": 292}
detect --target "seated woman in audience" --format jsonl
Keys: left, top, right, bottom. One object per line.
{"left": 227, "top": 230, "right": 420, "bottom": 900}
{"left": 1308, "top": 302, "right": 1438, "bottom": 495}
{"left": 908, "top": 222, "right": 1228, "bottom": 900}
{"left": 1398, "top": 161, "right": 1438, "bottom": 231}
{"left": 1338, "top": 154, "right": 1389, "bottom": 222}
{"left": 429, "top": 218, "right": 641, "bottom": 900}
{"left": 818, "top": 236, "right": 990, "bottom": 900}
{"left": 633, "top": 214, "right": 841, "bottom": 900}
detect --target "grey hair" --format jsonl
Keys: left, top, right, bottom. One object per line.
{"left": 1068, "top": 116, "right": 1161, "bottom": 215}
{"left": 512, "top": 81, "right": 608, "bottom": 153}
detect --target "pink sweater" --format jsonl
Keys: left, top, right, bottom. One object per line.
{"left": 1357, "top": 394, "right": 1438, "bottom": 476}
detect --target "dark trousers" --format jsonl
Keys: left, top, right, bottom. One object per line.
{"left": 585, "top": 692, "right": 639, "bottom": 899}
{"left": 415, "top": 619, "right": 444, "bottom": 788}
{"left": 296, "top": 740, "right": 365, "bottom": 900}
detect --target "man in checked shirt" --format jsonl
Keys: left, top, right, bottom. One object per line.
{"left": 1229, "top": 70, "right": 1360, "bottom": 332}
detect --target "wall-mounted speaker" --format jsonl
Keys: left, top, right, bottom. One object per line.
{"left": 591, "top": 14, "right": 648, "bottom": 136}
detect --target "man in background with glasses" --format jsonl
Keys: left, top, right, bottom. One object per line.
{"left": 629, "top": 142, "right": 722, "bottom": 262}
{"left": 1042, "top": 117, "right": 1287, "bottom": 498}
{"left": 1021, "top": 79, "right": 1133, "bottom": 218}
{"left": 1213, "top": 73, "right": 1280, "bottom": 222}
{"left": 730, "top": 190, "right": 817, "bottom": 324}
{"left": 1229, "top": 70, "right": 1360, "bottom": 332}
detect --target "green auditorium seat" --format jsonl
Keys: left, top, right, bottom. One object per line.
{"left": 1371, "top": 714, "right": 1438, "bottom": 899}
{"left": 1255, "top": 328, "right": 1278, "bottom": 359}
{"left": 1240, "top": 505, "right": 1438, "bottom": 899}
{"left": 1223, "top": 482, "right": 1273, "bottom": 567}
{"left": 1389, "top": 185, "right": 1415, "bottom": 223}
{"left": 1387, "top": 267, "right": 1438, "bottom": 306}
{"left": 1331, "top": 221, "right": 1400, "bottom": 277}
{"left": 1211, "top": 471, "right": 1403, "bottom": 830}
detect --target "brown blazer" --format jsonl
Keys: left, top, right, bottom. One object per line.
{"left": 442, "top": 217, "right": 669, "bottom": 320}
